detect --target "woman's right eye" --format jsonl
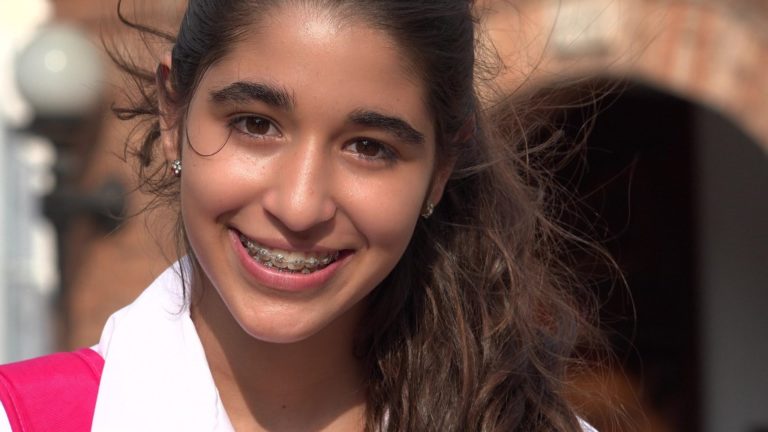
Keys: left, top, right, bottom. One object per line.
{"left": 229, "top": 115, "right": 281, "bottom": 138}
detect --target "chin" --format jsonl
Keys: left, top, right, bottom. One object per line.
{"left": 241, "top": 322, "right": 319, "bottom": 345}
{"left": 229, "top": 295, "right": 366, "bottom": 347}
{"left": 222, "top": 307, "right": 305, "bottom": 343}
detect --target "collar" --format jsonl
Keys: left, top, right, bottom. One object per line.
{"left": 91, "top": 259, "right": 234, "bottom": 431}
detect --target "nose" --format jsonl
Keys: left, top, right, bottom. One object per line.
{"left": 261, "top": 143, "right": 336, "bottom": 233}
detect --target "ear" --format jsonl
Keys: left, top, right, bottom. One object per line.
{"left": 157, "top": 51, "right": 180, "bottom": 163}
{"left": 427, "top": 116, "right": 474, "bottom": 206}
{"left": 427, "top": 157, "right": 455, "bottom": 207}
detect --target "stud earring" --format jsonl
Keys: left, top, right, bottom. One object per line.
{"left": 421, "top": 202, "right": 435, "bottom": 219}
{"left": 171, "top": 159, "right": 182, "bottom": 177}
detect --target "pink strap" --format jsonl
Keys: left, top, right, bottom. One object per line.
{"left": 0, "top": 348, "right": 104, "bottom": 432}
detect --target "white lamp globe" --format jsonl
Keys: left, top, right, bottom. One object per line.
{"left": 15, "top": 24, "right": 104, "bottom": 118}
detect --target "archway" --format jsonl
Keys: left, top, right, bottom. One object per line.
{"left": 555, "top": 81, "right": 768, "bottom": 432}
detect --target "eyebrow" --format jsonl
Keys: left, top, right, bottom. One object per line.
{"left": 209, "top": 81, "right": 295, "bottom": 110}
{"left": 348, "top": 109, "right": 425, "bottom": 146}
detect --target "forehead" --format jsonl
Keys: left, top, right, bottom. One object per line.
{"left": 194, "top": 3, "right": 433, "bottom": 139}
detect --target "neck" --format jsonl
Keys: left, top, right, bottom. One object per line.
{"left": 191, "top": 283, "right": 366, "bottom": 431}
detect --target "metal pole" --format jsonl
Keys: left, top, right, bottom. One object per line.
{"left": 0, "top": 121, "right": 9, "bottom": 363}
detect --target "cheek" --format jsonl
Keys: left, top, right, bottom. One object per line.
{"left": 180, "top": 167, "right": 236, "bottom": 222}
{"left": 179, "top": 164, "right": 230, "bottom": 263}
{"left": 341, "top": 170, "right": 428, "bottom": 252}
{"left": 180, "top": 153, "right": 270, "bottom": 221}
{"left": 178, "top": 162, "right": 256, "bottom": 271}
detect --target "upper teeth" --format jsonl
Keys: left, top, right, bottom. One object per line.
{"left": 239, "top": 234, "right": 339, "bottom": 273}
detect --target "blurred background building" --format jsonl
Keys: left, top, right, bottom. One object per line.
{"left": 0, "top": 0, "right": 766, "bottom": 431}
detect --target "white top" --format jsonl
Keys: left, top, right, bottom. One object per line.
{"left": 0, "top": 261, "right": 234, "bottom": 432}
{"left": 89, "top": 261, "right": 235, "bottom": 431}
{"left": 0, "top": 261, "right": 597, "bottom": 431}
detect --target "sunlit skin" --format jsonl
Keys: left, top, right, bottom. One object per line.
{"left": 160, "top": 4, "right": 451, "bottom": 431}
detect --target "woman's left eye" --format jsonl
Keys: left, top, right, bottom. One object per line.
{"left": 344, "top": 139, "right": 397, "bottom": 162}
{"left": 229, "top": 115, "right": 281, "bottom": 138}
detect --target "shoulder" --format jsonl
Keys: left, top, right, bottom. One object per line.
{"left": 0, "top": 348, "right": 103, "bottom": 387}
{"left": 0, "top": 349, "right": 104, "bottom": 432}
{"left": 0, "top": 263, "right": 184, "bottom": 432}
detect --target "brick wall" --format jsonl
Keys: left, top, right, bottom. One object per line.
{"left": 486, "top": 0, "right": 768, "bottom": 150}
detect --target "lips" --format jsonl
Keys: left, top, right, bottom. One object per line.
{"left": 229, "top": 229, "right": 350, "bottom": 293}
{"left": 238, "top": 233, "right": 340, "bottom": 274}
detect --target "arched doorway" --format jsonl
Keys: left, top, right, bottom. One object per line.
{"left": 556, "top": 81, "right": 768, "bottom": 432}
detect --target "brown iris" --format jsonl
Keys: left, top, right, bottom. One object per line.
{"left": 354, "top": 140, "right": 382, "bottom": 157}
{"left": 243, "top": 117, "right": 272, "bottom": 135}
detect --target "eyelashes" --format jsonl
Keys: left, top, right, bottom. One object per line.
{"left": 226, "top": 114, "right": 400, "bottom": 165}
{"left": 343, "top": 139, "right": 397, "bottom": 163}
{"left": 229, "top": 115, "right": 281, "bottom": 138}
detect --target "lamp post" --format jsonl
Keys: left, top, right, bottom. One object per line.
{"left": 15, "top": 24, "right": 103, "bottom": 119}
{"left": 14, "top": 23, "right": 125, "bottom": 350}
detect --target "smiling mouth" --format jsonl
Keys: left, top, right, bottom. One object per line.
{"left": 238, "top": 234, "right": 340, "bottom": 274}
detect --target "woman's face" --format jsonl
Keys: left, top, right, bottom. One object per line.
{"left": 166, "top": 4, "right": 444, "bottom": 344}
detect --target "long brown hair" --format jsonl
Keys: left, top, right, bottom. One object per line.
{"left": 112, "top": 0, "right": 605, "bottom": 430}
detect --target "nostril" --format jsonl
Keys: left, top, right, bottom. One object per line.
{"left": 262, "top": 190, "right": 337, "bottom": 234}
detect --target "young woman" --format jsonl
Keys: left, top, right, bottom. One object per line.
{"left": 0, "top": 0, "right": 602, "bottom": 430}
